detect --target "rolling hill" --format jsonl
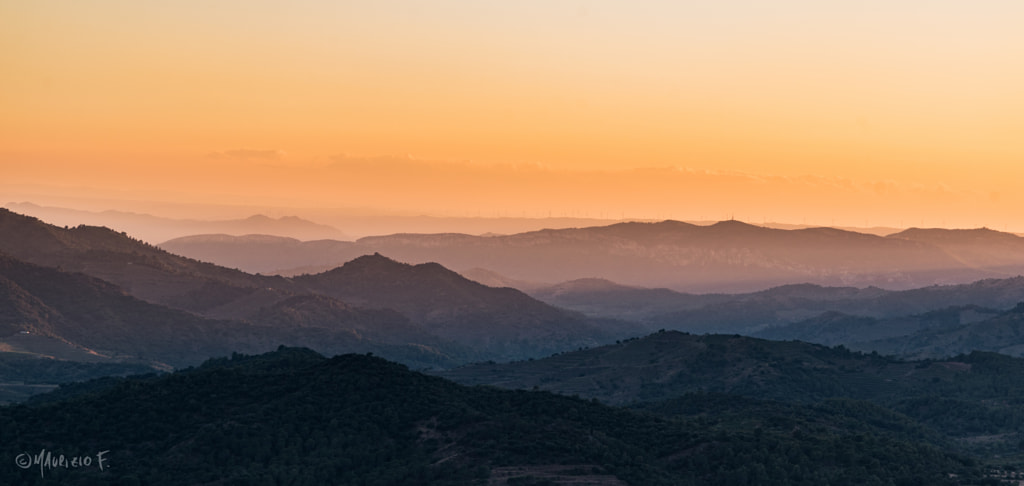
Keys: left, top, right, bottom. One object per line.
{"left": 440, "top": 330, "right": 1024, "bottom": 456}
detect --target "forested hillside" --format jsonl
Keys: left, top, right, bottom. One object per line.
{"left": 0, "top": 347, "right": 992, "bottom": 485}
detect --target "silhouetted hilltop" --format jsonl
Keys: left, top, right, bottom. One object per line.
{"left": 294, "top": 254, "right": 638, "bottom": 359}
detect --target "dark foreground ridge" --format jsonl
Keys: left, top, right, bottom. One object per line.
{"left": 1, "top": 346, "right": 990, "bottom": 485}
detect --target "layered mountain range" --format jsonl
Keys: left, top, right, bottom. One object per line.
{"left": 161, "top": 220, "right": 1024, "bottom": 292}
{"left": 8, "top": 206, "right": 1024, "bottom": 481}
{"left": 530, "top": 276, "right": 1024, "bottom": 359}
{"left": 0, "top": 209, "right": 634, "bottom": 371}
{"left": 6, "top": 206, "right": 1024, "bottom": 374}
{"left": 155, "top": 216, "right": 1024, "bottom": 360}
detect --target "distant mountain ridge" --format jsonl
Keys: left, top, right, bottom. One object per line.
{"left": 162, "top": 219, "right": 1024, "bottom": 292}
{"left": 4, "top": 202, "right": 348, "bottom": 243}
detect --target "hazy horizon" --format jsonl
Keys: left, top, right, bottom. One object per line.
{"left": 5, "top": 199, "right": 965, "bottom": 245}
{"left": 6, "top": 4, "right": 1024, "bottom": 480}
{"left": 4, "top": 2, "right": 1024, "bottom": 233}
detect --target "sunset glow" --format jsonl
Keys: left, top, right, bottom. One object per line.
{"left": 3, "top": 1, "right": 1023, "bottom": 231}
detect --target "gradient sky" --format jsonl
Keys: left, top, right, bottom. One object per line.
{"left": 3, "top": 1, "right": 1023, "bottom": 230}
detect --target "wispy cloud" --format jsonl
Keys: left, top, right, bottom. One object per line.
{"left": 208, "top": 149, "right": 286, "bottom": 161}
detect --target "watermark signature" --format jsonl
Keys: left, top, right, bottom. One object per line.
{"left": 14, "top": 449, "right": 109, "bottom": 478}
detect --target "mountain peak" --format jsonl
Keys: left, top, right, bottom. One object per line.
{"left": 321, "top": 254, "right": 463, "bottom": 284}
{"left": 196, "top": 346, "right": 327, "bottom": 373}
{"left": 244, "top": 214, "right": 274, "bottom": 222}
{"left": 342, "top": 252, "right": 403, "bottom": 268}
{"left": 891, "top": 227, "right": 1021, "bottom": 242}
{"left": 603, "top": 219, "right": 696, "bottom": 230}
{"left": 709, "top": 219, "right": 762, "bottom": 231}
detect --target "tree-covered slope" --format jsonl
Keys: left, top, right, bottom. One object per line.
{"left": 0, "top": 348, "right": 988, "bottom": 485}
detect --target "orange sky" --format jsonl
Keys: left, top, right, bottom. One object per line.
{"left": 2, "top": 1, "right": 1023, "bottom": 231}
